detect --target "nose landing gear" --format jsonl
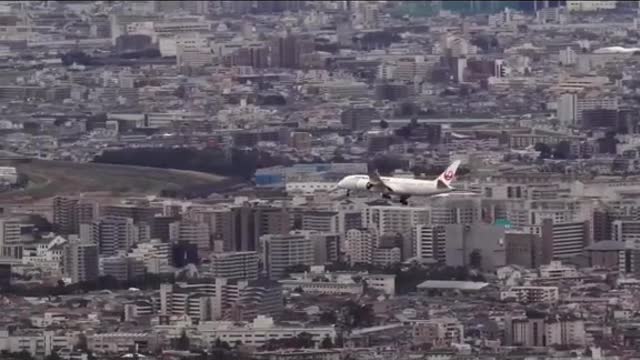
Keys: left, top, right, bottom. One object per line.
{"left": 400, "top": 195, "right": 410, "bottom": 206}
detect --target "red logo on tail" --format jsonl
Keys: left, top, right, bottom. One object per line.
{"left": 443, "top": 171, "right": 454, "bottom": 181}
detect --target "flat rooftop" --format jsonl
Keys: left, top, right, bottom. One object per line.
{"left": 416, "top": 280, "right": 489, "bottom": 291}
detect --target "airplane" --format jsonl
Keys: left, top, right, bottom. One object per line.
{"left": 335, "top": 160, "right": 471, "bottom": 205}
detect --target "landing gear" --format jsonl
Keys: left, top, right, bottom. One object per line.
{"left": 382, "top": 194, "right": 391, "bottom": 200}
{"left": 400, "top": 195, "right": 410, "bottom": 206}
{"left": 346, "top": 190, "right": 350, "bottom": 197}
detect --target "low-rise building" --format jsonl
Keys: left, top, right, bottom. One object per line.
{"left": 500, "top": 286, "right": 560, "bottom": 303}
{"left": 196, "top": 315, "right": 336, "bottom": 348}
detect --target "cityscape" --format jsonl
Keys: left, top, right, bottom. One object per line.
{"left": 0, "top": 0, "right": 640, "bottom": 359}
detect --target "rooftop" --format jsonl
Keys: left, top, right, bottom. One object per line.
{"left": 585, "top": 240, "right": 627, "bottom": 251}
{"left": 416, "top": 280, "right": 490, "bottom": 291}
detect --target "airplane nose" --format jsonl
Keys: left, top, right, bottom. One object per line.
{"left": 337, "top": 178, "right": 346, "bottom": 188}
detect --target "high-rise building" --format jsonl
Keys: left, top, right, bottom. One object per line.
{"left": 129, "top": 239, "right": 172, "bottom": 274}
{"left": 198, "top": 205, "right": 291, "bottom": 252}
{"left": 539, "top": 219, "right": 590, "bottom": 263}
{"left": 64, "top": 236, "right": 99, "bottom": 283}
{"left": 254, "top": 206, "right": 291, "bottom": 241}
{"left": 557, "top": 92, "right": 619, "bottom": 126}
{"left": 100, "top": 254, "right": 146, "bottom": 282}
{"left": 152, "top": 215, "right": 181, "bottom": 242}
{"left": 269, "top": 34, "right": 314, "bottom": 69}
{"left": 170, "top": 220, "right": 211, "bottom": 254}
{"left": 309, "top": 232, "right": 341, "bottom": 264}
{"left": 209, "top": 251, "right": 259, "bottom": 281}
{"left": 102, "top": 203, "right": 160, "bottom": 225}
{"left": 53, "top": 196, "right": 98, "bottom": 235}
{"left": 364, "top": 206, "right": 430, "bottom": 259}
{"left": 415, "top": 225, "right": 446, "bottom": 262}
{"left": 444, "top": 224, "right": 506, "bottom": 271}
{"left": 83, "top": 216, "right": 139, "bottom": 256}
{"left": 505, "top": 232, "right": 542, "bottom": 268}
{"left": 261, "top": 234, "right": 314, "bottom": 279}
{"left": 302, "top": 211, "right": 339, "bottom": 233}
{"left": 430, "top": 197, "right": 482, "bottom": 225}
{"left": 0, "top": 218, "right": 31, "bottom": 259}
{"left": 612, "top": 220, "right": 640, "bottom": 249}
{"left": 340, "top": 106, "right": 378, "bottom": 131}
{"left": 345, "top": 228, "right": 376, "bottom": 265}
{"left": 505, "top": 312, "right": 586, "bottom": 347}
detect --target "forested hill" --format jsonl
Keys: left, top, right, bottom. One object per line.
{"left": 93, "top": 147, "right": 283, "bottom": 180}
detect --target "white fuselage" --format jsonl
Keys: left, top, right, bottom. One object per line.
{"left": 336, "top": 174, "right": 451, "bottom": 196}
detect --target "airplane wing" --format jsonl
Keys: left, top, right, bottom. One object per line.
{"left": 369, "top": 171, "right": 394, "bottom": 193}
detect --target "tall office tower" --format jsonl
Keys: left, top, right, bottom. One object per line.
{"left": 83, "top": 216, "right": 139, "bottom": 256}
{"left": 170, "top": 220, "right": 211, "bottom": 255}
{"left": 209, "top": 251, "right": 259, "bottom": 281}
{"left": 53, "top": 196, "right": 98, "bottom": 235}
{"left": 345, "top": 228, "right": 377, "bottom": 265}
{"left": 269, "top": 33, "right": 314, "bottom": 69}
{"left": 228, "top": 206, "right": 256, "bottom": 252}
{"left": 254, "top": 206, "right": 291, "bottom": 240}
{"left": 260, "top": 234, "right": 314, "bottom": 279}
{"left": 64, "top": 236, "right": 99, "bottom": 283}
{"left": 415, "top": 225, "right": 446, "bottom": 262}
{"left": 218, "top": 205, "right": 290, "bottom": 252}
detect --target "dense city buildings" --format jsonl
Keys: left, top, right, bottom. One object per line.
{"left": 1, "top": 0, "right": 640, "bottom": 359}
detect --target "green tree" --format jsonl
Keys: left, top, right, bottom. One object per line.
{"left": 14, "top": 350, "right": 35, "bottom": 360}
{"left": 553, "top": 141, "right": 572, "bottom": 159}
{"left": 295, "top": 332, "right": 315, "bottom": 348}
{"left": 469, "top": 249, "right": 482, "bottom": 269}
{"left": 320, "top": 335, "right": 334, "bottom": 349}
{"left": 176, "top": 329, "right": 190, "bottom": 351}
{"left": 319, "top": 310, "right": 337, "bottom": 324}
{"left": 534, "top": 142, "right": 552, "bottom": 159}
{"left": 45, "top": 352, "right": 62, "bottom": 360}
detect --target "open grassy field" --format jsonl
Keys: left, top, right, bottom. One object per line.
{"left": 0, "top": 159, "right": 231, "bottom": 201}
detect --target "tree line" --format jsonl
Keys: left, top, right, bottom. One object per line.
{"left": 94, "top": 147, "right": 267, "bottom": 181}
{"left": 7, "top": 273, "right": 176, "bottom": 298}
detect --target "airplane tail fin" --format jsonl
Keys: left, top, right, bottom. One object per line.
{"left": 436, "top": 160, "right": 461, "bottom": 188}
